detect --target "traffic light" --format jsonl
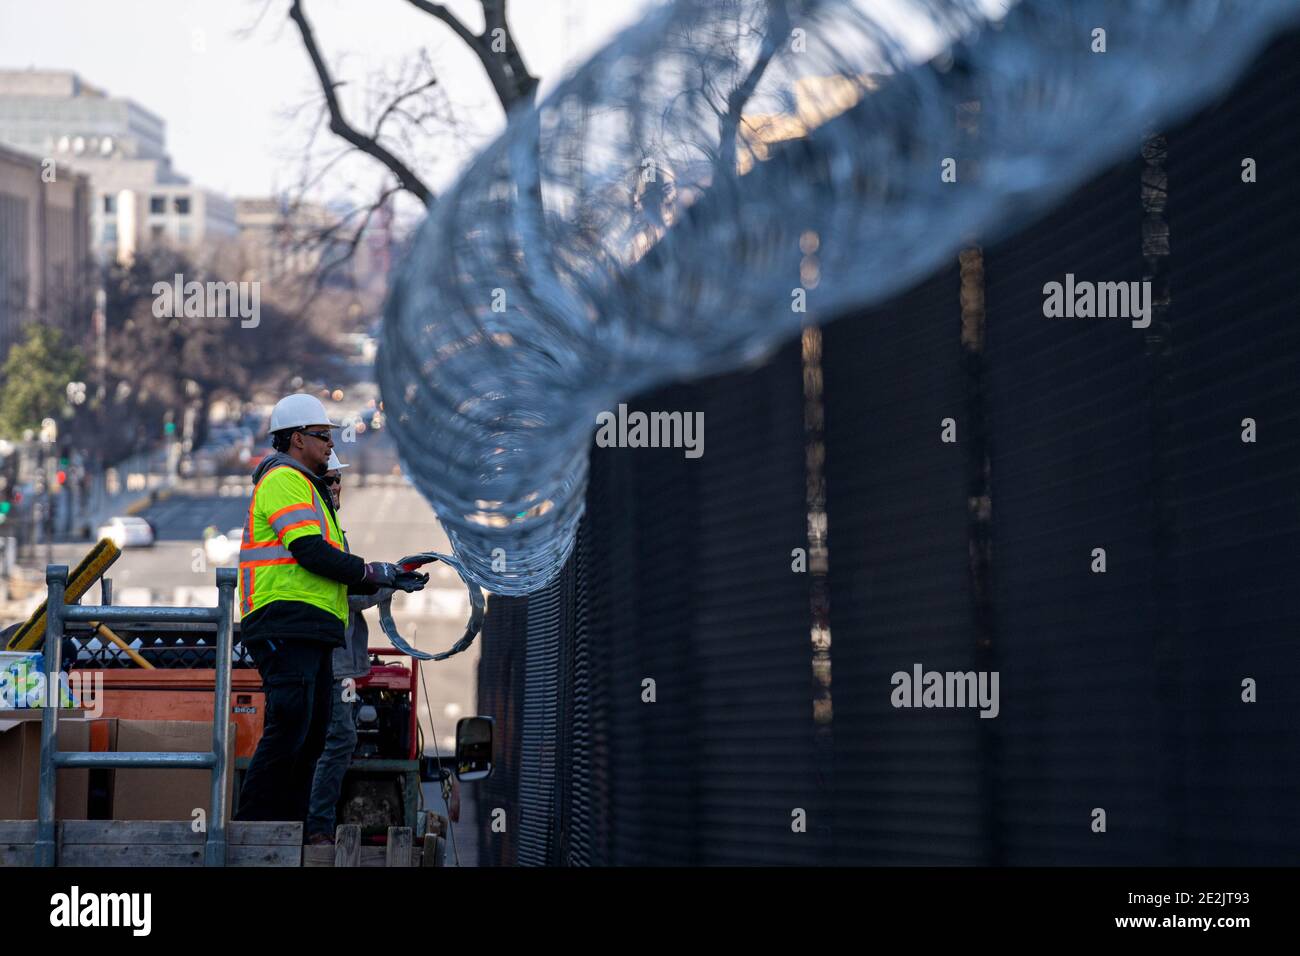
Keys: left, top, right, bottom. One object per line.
{"left": 55, "top": 470, "right": 67, "bottom": 485}
{"left": 164, "top": 422, "right": 176, "bottom": 436}
{"left": 0, "top": 501, "right": 10, "bottom": 515}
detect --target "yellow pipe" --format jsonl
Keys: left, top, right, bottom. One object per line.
{"left": 89, "top": 622, "right": 155, "bottom": 670}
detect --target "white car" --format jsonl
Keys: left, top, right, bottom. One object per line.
{"left": 98, "top": 516, "right": 155, "bottom": 548}
{"left": 203, "top": 527, "right": 244, "bottom": 565}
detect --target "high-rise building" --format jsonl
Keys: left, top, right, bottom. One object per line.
{"left": 0, "top": 144, "right": 91, "bottom": 361}
{"left": 0, "top": 69, "right": 237, "bottom": 264}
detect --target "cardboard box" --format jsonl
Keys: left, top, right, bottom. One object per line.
{"left": 100, "top": 719, "right": 237, "bottom": 823}
{"left": 0, "top": 717, "right": 90, "bottom": 820}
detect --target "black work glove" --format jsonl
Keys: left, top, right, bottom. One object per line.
{"left": 393, "top": 569, "right": 430, "bottom": 593}
{"left": 362, "top": 562, "right": 399, "bottom": 587}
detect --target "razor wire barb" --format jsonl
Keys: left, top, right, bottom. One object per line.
{"left": 378, "top": 0, "right": 1300, "bottom": 595}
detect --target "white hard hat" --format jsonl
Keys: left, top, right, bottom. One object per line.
{"left": 326, "top": 450, "right": 350, "bottom": 470}
{"left": 268, "top": 393, "right": 337, "bottom": 433}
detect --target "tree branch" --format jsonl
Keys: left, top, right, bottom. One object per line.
{"left": 717, "top": 0, "right": 791, "bottom": 177}
{"left": 289, "top": 0, "right": 434, "bottom": 206}
{"left": 404, "top": 0, "right": 537, "bottom": 111}
{"left": 480, "top": 0, "right": 538, "bottom": 107}
{"left": 373, "top": 74, "right": 440, "bottom": 140}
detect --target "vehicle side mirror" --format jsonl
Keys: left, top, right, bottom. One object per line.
{"left": 455, "top": 716, "right": 493, "bottom": 781}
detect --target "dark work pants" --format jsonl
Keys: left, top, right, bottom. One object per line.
{"left": 234, "top": 637, "right": 334, "bottom": 826}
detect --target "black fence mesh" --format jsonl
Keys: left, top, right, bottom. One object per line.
{"left": 821, "top": 262, "right": 988, "bottom": 865}
{"left": 473, "top": 592, "right": 527, "bottom": 867}
{"left": 982, "top": 157, "right": 1162, "bottom": 866}
{"left": 1159, "top": 37, "right": 1300, "bottom": 865}
{"left": 474, "top": 29, "right": 1300, "bottom": 866}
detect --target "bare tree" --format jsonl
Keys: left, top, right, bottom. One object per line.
{"left": 278, "top": 0, "right": 538, "bottom": 293}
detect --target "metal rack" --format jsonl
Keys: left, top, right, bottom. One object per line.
{"left": 35, "top": 565, "right": 237, "bottom": 867}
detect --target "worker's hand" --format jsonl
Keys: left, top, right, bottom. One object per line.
{"left": 361, "top": 562, "right": 400, "bottom": 587}
{"left": 393, "top": 569, "right": 430, "bottom": 593}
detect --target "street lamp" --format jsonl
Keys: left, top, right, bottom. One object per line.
{"left": 39, "top": 418, "right": 57, "bottom": 567}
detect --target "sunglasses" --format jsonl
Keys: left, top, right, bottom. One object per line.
{"left": 324, "top": 476, "right": 341, "bottom": 486}
{"left": 298, "top": 429, "right": 333, "bottom": 442}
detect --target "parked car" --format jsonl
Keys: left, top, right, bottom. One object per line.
{"left": 97, "top": 516, "right": 155, "bottom": 548}
{"left": 203, "top": 527, "right": 244, "bottom": 565}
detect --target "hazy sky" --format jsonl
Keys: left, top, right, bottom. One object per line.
{"left": 0, "top": 0, "right": 653, "bottom": 201}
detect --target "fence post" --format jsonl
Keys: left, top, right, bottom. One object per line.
{"left": 204, "top": 567, "right": 237, "bottom": 867}
{"left": 36, "top": 564, "right": 69, "bottom": 867}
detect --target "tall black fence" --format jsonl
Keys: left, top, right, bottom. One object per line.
{"left": 475, "top": 29, "right": 1300, "bottom": 866}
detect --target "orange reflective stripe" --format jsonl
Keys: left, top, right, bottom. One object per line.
{"left": 242, "top": 466, "right": 304, "bottom": 613}
{"left": 245, "top": 489, "right": 257, "bottom": 545}
{"left": 309, "top": 487, "right": 341, "bottom": 548}
{"left": 278, "top": 519, "right": 319, "bottom": 536}
{"left": 240, "top": 464, "right": 347, "bottom": 622}
{"left": 271, "top": 509, "right": 318, "bottom": 539}
{"left": 312, "top": 488, "right": 344, "bottom": 549}
{"left": 268, "top": 501, "right": 307, "bottom": 524}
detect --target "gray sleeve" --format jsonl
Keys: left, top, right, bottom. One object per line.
{"left": 348, "top": 586, "right": 394, "bottom": 612}
{"left": 333, "top": 610, "right": 373, "bottom": 680}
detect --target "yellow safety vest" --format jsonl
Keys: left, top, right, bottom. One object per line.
{"left": 238, "top": 465, "right": 348, "bottom": 623}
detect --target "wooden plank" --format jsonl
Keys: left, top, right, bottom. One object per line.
{"left": 58, "top": 844, "right": 205, "bottom": 867}
{"left": 59, "top": 821, "right": 301, "bottom": 845}
{"left": 334, "top": 824, "right": 361, "bottom": 867}
{"left": 60, "top": 821, "right": 201, "bottom": 845}
{"left": 421, "top": 833, "right": 439, "bottom": 868}
{"left": 354, "top": 847, "right": 418, "bottom": 867}
{"left": 302, "top": 845, "right": 335, "bottom": 867}
{"left": 359, "top": 847, "right": 395, "bottom": 868}
{"left": 305, "top": 846, "right": 422, "bottom": 868}
{"left": 433, "top": 836, "right": 446, "bottom": 867}
{"left": 2, "top": 821, "right": 303, "bottom": 867}
{"left": 4, "top": 843, "right": 299, "bottom": 867}
{"left": 229, "top": 822, "right": 302, "bottom": 846}
{"left": 0, "top": 822, "right": 37, "bottom": 843}
{"left": 228, "top": 844, "right": 301, "bottom": 867}
{"left": 386, "top": 827, "right": 413, "bottom": 867}
{"left": 0, "top": 845, "right": 36, "bottom": 866}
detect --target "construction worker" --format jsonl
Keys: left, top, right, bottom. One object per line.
{"left": 234, "top": 394, "right": 428, "bottom": 829}
{"left": 303, "top": 450, "right": 389, "bottom": 845}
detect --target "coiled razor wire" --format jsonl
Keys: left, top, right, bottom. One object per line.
{"left": 378, "top": 0, "right": 1300, "bottom": 595}
{"left": 377, "top": 552, "right": 487, "bottom": 660}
